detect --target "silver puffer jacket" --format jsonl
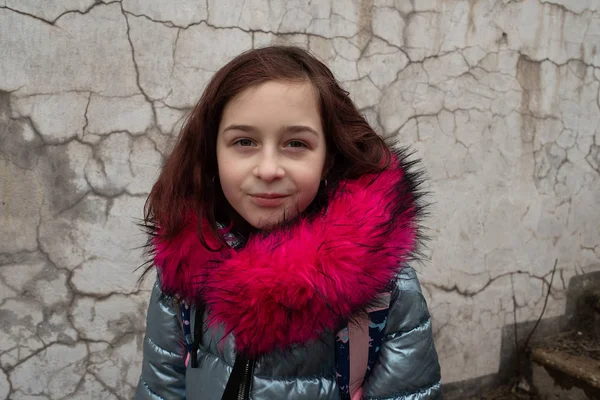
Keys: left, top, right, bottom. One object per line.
{"left": 135, "top": 266, "right": 441, "bottom": 400}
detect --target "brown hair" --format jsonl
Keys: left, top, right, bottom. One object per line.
{"left": 144, "top": 46, "right": 391, "bottom": 247}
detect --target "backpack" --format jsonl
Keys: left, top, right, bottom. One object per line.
{"left": 175, "top": 294, "right": 390, "bottom": 400}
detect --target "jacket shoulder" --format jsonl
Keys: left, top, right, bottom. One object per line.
{"left": 386, "top": 265, "right": 431, "bottom": 334}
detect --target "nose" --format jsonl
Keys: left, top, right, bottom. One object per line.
{"left": 253, "top": 150, "right": 284, "bottom": 182}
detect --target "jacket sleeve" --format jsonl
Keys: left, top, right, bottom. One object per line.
{"left": 362, "top": 266, "right": 442, "bottom": 400}
{"left": 135, "top": 278, "right": 187, "bottom": 400}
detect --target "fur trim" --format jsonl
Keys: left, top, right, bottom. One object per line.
{"left": 152, "top": 147, "right": 425, "bottom": 357}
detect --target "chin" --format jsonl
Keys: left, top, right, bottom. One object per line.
{"left": 250, "top": 211, "right": 298, "bottom": 230}
{"left": 251, "top": 217, "right": 284, "bottom": 230}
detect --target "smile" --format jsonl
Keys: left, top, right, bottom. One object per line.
{"left": 250, "top": 193, "right": 289, "bottom": 207}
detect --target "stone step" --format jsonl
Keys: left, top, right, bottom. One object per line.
{"left": 459, "top": 281, "right": 600, "bottom": 399}
{"left": 530, "top": 331, "right": 600, "bottom": 400}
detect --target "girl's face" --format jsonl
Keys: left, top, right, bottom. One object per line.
{"left": 216, "top": 80, "right": 327, "bottom": 230}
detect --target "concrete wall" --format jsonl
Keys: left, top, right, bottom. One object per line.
{"left": 1, "top": 0, "right": 599, "bottom": 398}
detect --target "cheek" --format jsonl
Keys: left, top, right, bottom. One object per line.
{"left": 218, "top": 170, "right": 239, "bottom": 201}
{"left": 217, "top": 147, "right": 238, "bottom": 184}
{"left": 296, "top": 173, "right": 322, "bottom": 210}
{"left": 217, "top": 159, "right": 241, "bottom": 202}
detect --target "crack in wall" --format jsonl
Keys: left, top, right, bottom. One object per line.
{"left": 424, "top": 269, "right": 557, "bottom": 299}
{"left": 120, "top": 6, "right": 159, "bottom": 131}
{"left": 1, "top": 0, "right": 599, "bottom": 396}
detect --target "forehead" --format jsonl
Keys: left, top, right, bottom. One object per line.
{"left": 220, "top": 80, "right": 321, "bottom": 128}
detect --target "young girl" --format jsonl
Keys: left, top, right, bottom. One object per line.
{"left": 135, "top": 46, "right": 441, "bottom": 400}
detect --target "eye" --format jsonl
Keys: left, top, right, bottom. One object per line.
{"left": 286, "top": 140, "right": 308, "bottom": 148}
{"left": 233, "top": 138, "right": 255, "bottom": 147}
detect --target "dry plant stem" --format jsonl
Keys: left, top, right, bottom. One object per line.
{"left": 523, "top": 259, "right": 558, "bottom": 351}
{"left": 512, "top": 259, "right": 559, "bottom": 390}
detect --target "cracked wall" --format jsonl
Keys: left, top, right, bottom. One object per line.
{"left": 0, "top": 0, "right": 599, "bottom": 398}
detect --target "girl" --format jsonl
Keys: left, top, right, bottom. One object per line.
{"left": 135, "top": 46, "right": 441, "bottom": 400}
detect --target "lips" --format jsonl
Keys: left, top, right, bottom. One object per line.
{"left": 250, "top": 193, "right": 289, "bottom": 207}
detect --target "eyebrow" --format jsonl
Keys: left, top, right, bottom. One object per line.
{"left": 222, "top": 124, "right": 320, "bottom": 137}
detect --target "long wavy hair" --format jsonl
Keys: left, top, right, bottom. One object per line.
{"left": 143, "top": 46, "right": 391, "bottom": 252}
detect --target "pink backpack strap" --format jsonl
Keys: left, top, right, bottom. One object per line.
{"left": 345, "top": 292, "right": 391, "bottom": 399}
{"left": 348, "top": 317, "right": 370, "bottom": 399}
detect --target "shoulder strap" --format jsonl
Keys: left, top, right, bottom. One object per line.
{"left": 178, "top": 300, "right": 206, "bottom": 368}
{"left": 189, "top": 301, "right": 206, "bottom": 368}
{"left": 364, "top": 308, "right": 389, "bottom": 380}
{"left": 335, "top": 293, "right": 391, "bottom": 400}
{"left": 178, "top": 300, "right": 193, "bottom": 353}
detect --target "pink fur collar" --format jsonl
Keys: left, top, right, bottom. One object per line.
{"left": 152, "top": 152, "right": 423, "bottom": 356}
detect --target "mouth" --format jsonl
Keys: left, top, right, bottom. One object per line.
{"left": 250, "top": 193, "right": 289, "bottom": 207}
{"left": 252, "top": 193, "right": 287, "bottom": 199}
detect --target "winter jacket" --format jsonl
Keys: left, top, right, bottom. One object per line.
{"left": 135, "top": 149, "right": 442, "bottom": 399}
{"left": 136, "top": 266, "right": 440, "bottom": 400}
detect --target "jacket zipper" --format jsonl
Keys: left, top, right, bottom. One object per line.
{"left": 237, "top": 359, "right": 251, "bottom": 400}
